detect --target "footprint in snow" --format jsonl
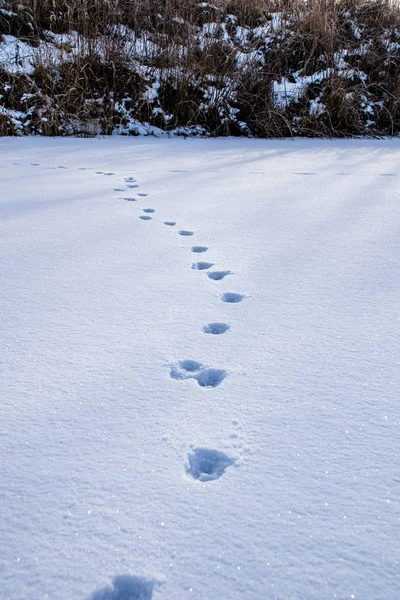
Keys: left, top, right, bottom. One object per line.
{"left": 113, "top": 188, "right": 125, "bottom": 192}
{"left": 186, "top": 448, "right": 236, "bottom": 482}
{"left": 170, "top": 360, "right": 226, "bottom": 388}
{"left": 138, "top": 193, "right": 148, "bottom": 197}
{"left": 89, "top": 574, "right": 158, "bottom": 600}
{"left": 121, "top": 197, "right": 137, "bottom": 202}
{"left": 192, "top": 246, "right": 208, "bottom": 253}
{"left": 192, "top": 262, "right": 214, "bottom": 270}
{"left": 203, "top": 322, "right": 230, "bottom": 335}
{"left": 57, "top": 166, "right": 67, "bottom": 169}
{"left": 127, "top": 184, "right": 139, "bottom": 189}
{"left": 139, "top": 215, "right": 152, "bottom": 221}
{"left": 31, "top": 163, "right": 40, "bottom": 166}
{"left": 179, "top": 230, "right": 194, "bottom": 237}
{"left": 125, "top": 177, "right": 136, "bottom": 182}
{"left": 142, "top": 208, "right": 155, "bottom": 213}
{"left": 222, "top": 292, "right": 244, "bottom": 303}
{"left": 164, "top": 221, "right": 176, "bottom": 226}
{"left": 208, "top": 270, "right": 232, "bottom": 281}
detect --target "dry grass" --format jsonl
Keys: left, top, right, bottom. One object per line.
{"left": 1, "top": 0, "right": 400, "bottom": 136}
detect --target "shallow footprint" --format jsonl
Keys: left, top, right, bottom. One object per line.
{"left": 127, "top": 184, "right": 139, "bottom": 189}
{"left": 192, "top": 262, "right": 214, "bottom": 270}
{"left": 179, "top": 230, "right": 194, "bottom": 236}
{"left": 179, "top": 359, "right": 202, "bottom": 372}
{"left": 121, "top": 197, "right": 137, "bottom": 202}
{"left": 192, "top": 246, "right": 208, "bottom": 253}
{"left": 186, "top": 448, "right": 235, "bottom": 482}
{"left": 114, "top": 188, "right": 125, "bottom": 192}
{"left": 170, "top": 360, "right": 203, "bottom": 380}
{"left": 139, "top": 215, "right": 152, "bottom": 221}
{"left": 170, "top": 361, "right": 226, "bottom": 387}
{"left": 203, "top": 322, "right": 230, "bottom": 335}
{"left": 208, "top": 270, "right": 232, "bottom": 281}
{"left": 138, "top": 193, "right": 148, "bottom": 197}
{"left": 143, "top": 208, "right": 155, "bottom": 213}
{"left": 164, "top": 221, "right": 176, "bottom": 226}
{"left": 222, "top": 292, "right": 244, "bottom": 303}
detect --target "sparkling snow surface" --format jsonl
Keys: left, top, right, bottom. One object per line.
{"left": 1, "top": 138, "right": 399, "bottom": 600}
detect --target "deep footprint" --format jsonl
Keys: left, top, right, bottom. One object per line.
{"left": 89, "top": 574, "right": 157, "bottom": 600}
{"left": 139, "top": 215, "right": 152, "bottom": 221}
{"left": 192, "top": 246, "right": 208, "bottom": 253}
{"left": 186, "top": 448, "right": 235, "bottom": 482}
{"left": 208, "top": 270, "right": 232, "bottom": 281}
{"left": 192, "top": 262, "right": 214, "bottom": 270}
{"left": 222, "top": 292, "right": 244, "bottom": 303}
{"left": 143, "top": 208, "right": 155, "bottom": 213}
{"left": 164, "top": 221, "right": 176, "bottom": 226}
{"left": 194, "top": 368, "right": 226, "bottom": 388}
{"left": 138, "top": 193, "right": 148, "bottom": 197}
{"left": 179, "top": 230, "right": 194, "bottom": 236}
{"left": 203, "top": 322, "right": 230, "bottom": 335}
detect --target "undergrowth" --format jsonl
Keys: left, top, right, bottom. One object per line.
{"left": 1, "top": 0, "right": 399, "bottom": 136}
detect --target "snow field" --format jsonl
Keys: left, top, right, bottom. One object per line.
{"left": 0, "top": 137, "right": 399, "bottom": 600}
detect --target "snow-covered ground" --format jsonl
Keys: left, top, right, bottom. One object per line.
{"left": 1, "top": 138, "right": 399, "bottom": 600}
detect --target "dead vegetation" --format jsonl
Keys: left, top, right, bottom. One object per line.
{"left": 1, "top": 0, "right": 400, "bottom": 136}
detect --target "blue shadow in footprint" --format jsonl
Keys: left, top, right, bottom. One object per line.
{"left": 222, "top": 292, "right": 244, "bottom": 303}
{"left": 89, "top": 575, "right": 158, "bottom": 600}
{"left": 203, "top": 322, "right": 230, "bottom": 335}
{"left": 187, "top": 448, "right": 235, "bottom": 482}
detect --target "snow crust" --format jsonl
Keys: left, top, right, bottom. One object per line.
{"left": 1, "top": 138, "right": 399, "bottom": 600}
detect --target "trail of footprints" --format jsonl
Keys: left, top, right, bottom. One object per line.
{"left": 112, "top": 169, "right": 244, "bottom": 484}
{"left": 111, "top": 168, "right": 245, "bottom": 488}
